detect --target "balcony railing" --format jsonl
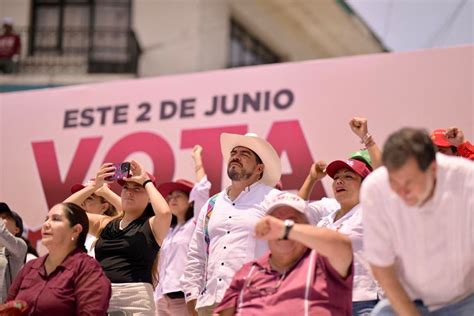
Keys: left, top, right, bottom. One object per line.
{"left": 12, "top": 27, "right": 140, "bottom": 75}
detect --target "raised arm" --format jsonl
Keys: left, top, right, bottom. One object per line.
{"left": 0, "top": 220, "right": 26, "bottom": 260}
{"left": 255, "top": 217, "right": 352, "bottom": 277}
{"left": 192, "top": 145, "right": 206, "bottom": 182}
{"left": 125, "top": 160, "right": 171, "bottom": 246}
{"left": 445, "top": 127, "right": 474, "bottom": 160}
{"left": 94, "top": 184, "right": 122, "bottom": 214}
{"left": 74, "top": 163, "right": 117, "bottom": 236}
{"left": 349, "top": 117, "right": 382, "bottom": 169}
{"left": 64, "top": 183, "right": 97, "bottom": 206}
{"left": 297, "top": 161, "right": 327, "bottom": 200}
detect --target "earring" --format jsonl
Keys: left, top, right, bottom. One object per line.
{"left": 71, "top": 237, "right": 75, "bottom": 241}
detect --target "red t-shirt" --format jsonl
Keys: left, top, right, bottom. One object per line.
{"left": 0, "top": 33, "right": 20, "bottom": 59}
{"left": 7, "top": 248, "right": 111, "bottom": 316}
{"left": 215, "top": 249, "right": 353, "bottom": 316}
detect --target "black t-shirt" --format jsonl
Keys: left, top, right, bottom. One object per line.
{"left": 95, "top": 216, "right": 160, "bottom": 284}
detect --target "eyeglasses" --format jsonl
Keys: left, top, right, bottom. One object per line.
{"left": 245, "top": 266, "right": 287, "bottom": 296}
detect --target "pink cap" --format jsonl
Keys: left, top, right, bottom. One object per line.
{"left": 326, "top": 159, "right": 371, "bottom": 179}
{"left": 157, "top": 179, "right": 194, "bottom": 197}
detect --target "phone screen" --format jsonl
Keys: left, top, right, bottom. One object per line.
{"left": 105, "top": 162, "right": 131, "bottom": 181}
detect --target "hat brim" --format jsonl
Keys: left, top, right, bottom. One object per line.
{"left": 326, "top": 160, "right": 365, "bottom": 179}
{"left": 432, "top": 139, "right": 451, "bottom": 148}
{"left": 220, "top": 133, "right": 282, "bottom": 187}
{"left": 70, "top": 184, "right": 86, "bottom": 194}
{"left": 158, "top": 182, "right": 193, "bottom": 198}
{"left": 117, "top": 172, "right": 156, "bottom": 187}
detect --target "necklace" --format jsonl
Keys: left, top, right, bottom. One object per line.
{"left": 119, "top": 219, "right": 127, "bottom": 230}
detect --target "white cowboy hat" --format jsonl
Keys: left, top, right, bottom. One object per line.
{"left": 220, "top": 133, "right": 282, "bottom": 187}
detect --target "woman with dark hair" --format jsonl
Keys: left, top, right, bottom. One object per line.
{"left": 87, "top": 159, "right": 172, "bottom": 315}
{"left": 154, "top": 144, "right": 211, "bottom": 316}
{"left": 6, "top": 203, "right": 111, "bottom": 315}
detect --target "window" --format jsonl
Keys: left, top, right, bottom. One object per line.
{"left": 229, "top": 19, "right": 280, "bottom": 68}
{"left": 30, "top": 0, "right": 139, "bottom": 73}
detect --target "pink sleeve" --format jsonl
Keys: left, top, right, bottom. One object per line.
{"left": 74, "top": 255, "right": 111, "bottom": 316}
{"left": 7, "top": 261, "right": 32, "bottom": 301}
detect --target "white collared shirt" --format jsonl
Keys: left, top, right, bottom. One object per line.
{"left": 361, "top": 153, "right": 474, "bottom": 311}
{"left": 154, "top": 176, "right": 211, "bottom": 300}
{"left": 181, "top": 181, "right": 280, "bottom": 309}
{"left": 318, "top": 204, "right": 380, "bottom": 301}
{"left": 307, "top": 197, "right": 340, "bottom": 225}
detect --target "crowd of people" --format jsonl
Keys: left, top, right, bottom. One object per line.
{"left": 0, "top": 118, "right": 473, "bottom": 316}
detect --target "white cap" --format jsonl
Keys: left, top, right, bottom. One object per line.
{"left": 266, "top": 192, "right": 309, "bottom": 222}
{"left": 2, "top": 17, "right": 14, "bottom": 26}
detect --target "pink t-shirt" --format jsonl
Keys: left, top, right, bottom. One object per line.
{"left": 0, "top": 33, "right": 20, "bottom": 59}
{"left": 215, "top": 249, "right": 353, "bottom": 316}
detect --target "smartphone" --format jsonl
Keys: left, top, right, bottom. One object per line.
{"left": 105, "top": 162, "right": 131, "bottom": 181}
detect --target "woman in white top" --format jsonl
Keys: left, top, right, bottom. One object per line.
{"left": 65, "top": 179, "right": 120, "bottom": 257}
{"left": 318, "top": 158, "right": 381, "bottom": 316}
{"left": 298, "top": 117, "right": 383, "bottom": 315}
{"left": 155, "top": 145, "right": 211, "bottom": 316}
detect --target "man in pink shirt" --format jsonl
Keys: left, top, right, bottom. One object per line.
{"left": 0, "top": 17, "right": 21, "bottom": 74}
{"left": 214, "top": 192, "right": 353, "bottom": 316}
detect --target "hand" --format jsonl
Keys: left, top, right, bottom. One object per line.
{"left": 445, "top": 127, "right": 464, "bottom": 147}
{"left": 186, "top": 299, "right": 198, "bottom": 316}
{"left": 95, "top": 163, "right": 116, "bottom": 188}
{"left": 254, "top": 216, "right": 285, "bottom": 240}
{"left": 349, "top": 117, "right": 369, "bottom": 140}
{"left": 309, "top": 161, "right": 327, "bottom": 181}
{"left": 192, "top": 145, "right": 203, "bottom": 159}
{"left": 124, "top": 160, "right": 149, "bottom": 185}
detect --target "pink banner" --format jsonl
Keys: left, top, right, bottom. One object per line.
{"left": 1, "top": 45, "right": 473, "bottom": 247}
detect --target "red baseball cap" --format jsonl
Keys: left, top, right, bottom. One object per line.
{"left": 430, "top": 129, "right": 451, "bottom": 147}
{"left": 117, "top": 172, "right": 156, "bottom": 187}
{"left": 326, "top": 159, "right": 371, "bottom": 180}
{"left": 70, "top": 179, "right": 96, "bottom": 194}
{"left": 158, "top": 179, "right": 194, "bottom": 198}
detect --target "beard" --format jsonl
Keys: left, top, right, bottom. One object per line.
{"left": 227, "top": 164, "right": 254, "bottom": 181}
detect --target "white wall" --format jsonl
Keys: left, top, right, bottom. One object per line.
{"left": 133, "top": 0, "right": 229, "bottom": 77}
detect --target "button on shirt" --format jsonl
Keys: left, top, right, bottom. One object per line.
{"left": 155, "top": 176, "right": 211, "bottom": 300}
{"left": 361, "top": 153, "right": 474, "bottom": 311}
{"left": 181, "top": 182, "right": 280, "bottom": 309}
{"left": 318, "top": 204, "right": 379, "bottom": 301}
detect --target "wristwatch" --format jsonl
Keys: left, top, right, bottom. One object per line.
{"left": 282, "top": 219, "right": 295, "bottom": 240}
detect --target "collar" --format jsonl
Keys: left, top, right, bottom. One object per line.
{"left": 327, "top": 204, "right": 361, "bottom": 225}
{"left": 225, "top": 181, "right": 263, "bottom": 199}
{"left": 32, "top": 248, "right": 83, "bottom": 275}
{"left": 254, "top": 249, "right": 310, "bottom": 274}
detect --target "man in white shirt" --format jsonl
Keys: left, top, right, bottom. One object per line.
{"left": 181, "top": 133, "right": 281, "bottom": 316}
{"left": 361, "top": 128, "right": 474, "bottom": 316}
